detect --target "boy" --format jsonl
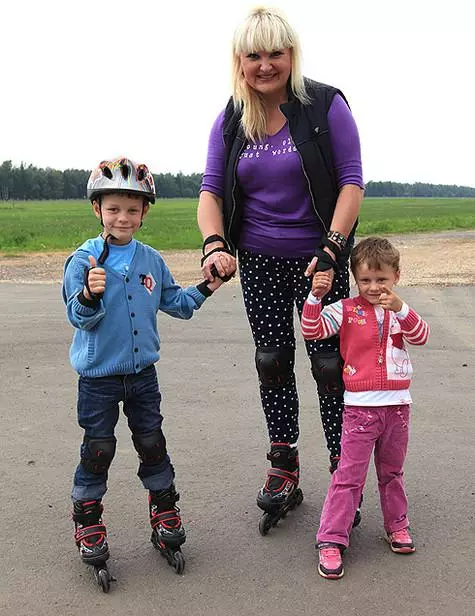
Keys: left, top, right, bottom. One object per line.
{"left": 301, "top": 236, "right": 429, "bottom": 579}
{"left": 62, "top": 157, "right": 221, "bottom": 580}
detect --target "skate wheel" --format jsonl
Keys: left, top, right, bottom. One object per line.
{"left": 96, "top": 568, "right": 110, "bottom": 593}
{"left": 173, "top": 550, "right": 185, "bottom": 575}
{"left": 295, "top": 489, "right": 304, "bottom": 507}
{"left": 259, "top": 514, "right": 272, "bottom": 536}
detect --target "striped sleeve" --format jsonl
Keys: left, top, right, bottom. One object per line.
{"left": 397, "top": 308, "right": 430, "bottom": 345}
{"left": 301, "top": 299, "right": 344, "bottom": 340}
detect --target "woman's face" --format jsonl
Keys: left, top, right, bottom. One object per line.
{"left": 240, "top": 48, "right": 292, "bottom": 99}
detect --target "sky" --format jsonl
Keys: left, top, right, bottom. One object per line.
{"left": 2, "top": 0, "right": 474, "bottom": 186}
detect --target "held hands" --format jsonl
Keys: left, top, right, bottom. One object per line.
{"left": 202, "top": 249, "right": 237, "bottom": 283}
{"left": 379, "top": 285, "right": 403, "bottom": 312}
{"left": 311, "top": 271, "right": 333, "bottom": 299}
{"left": 84, "top": 255, "right": 106, "bottom": 300}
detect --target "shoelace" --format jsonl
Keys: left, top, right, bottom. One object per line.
{"left": 390, "top": 529, "right": 410, "bottom": 542}
{"left": 321, "top": 547, "right": 340, "bottom": 560}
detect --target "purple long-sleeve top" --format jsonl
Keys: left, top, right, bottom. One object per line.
{"left": 201, "top": 94, "right": 364, "bottom": 258}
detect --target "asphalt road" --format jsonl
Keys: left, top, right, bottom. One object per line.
{"left": 0, "top": 283, "right": 474, "bottom": 616}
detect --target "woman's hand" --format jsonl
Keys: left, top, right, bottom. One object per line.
{"left": 202, "top": 250, "right": 237, "bottom": 282}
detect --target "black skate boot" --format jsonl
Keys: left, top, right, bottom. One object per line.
{"left": 257, "top": 443, "right": 303, "bottom": 536}
{"left": 149, "top": 485, "right": 186, "bottom": 574}
{"left": 329, "top": 455, "right": 363, "bottom": 528}
{"left": 73, "top": 499, "right": 113, "bottom": 592}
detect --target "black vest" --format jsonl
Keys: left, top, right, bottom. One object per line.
{"left": 221, "top": 78, "right": 356, "bottom": 254}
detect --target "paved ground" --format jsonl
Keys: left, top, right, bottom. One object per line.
{"left": 0, "top": 283, "right": 474, "bottom": 616}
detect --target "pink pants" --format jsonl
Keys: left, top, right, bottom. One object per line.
{"left": 317, "top": 404, "right": 411, "bottom": 548}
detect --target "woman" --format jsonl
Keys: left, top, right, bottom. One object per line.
{"left": 197, "top": 6, "right": 364, "bottom": 533}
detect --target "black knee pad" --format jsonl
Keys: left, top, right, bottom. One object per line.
{"left": 81, "top": 436, "right": 116, "bottom": 474}
{"left": 311, "top": 351, "right": 344, "bottom": 396}
{"left": 132, "top": 429, "right": 167, "bottom": 466}
{"left": 255, "top": 346, "right": 295, "bottom": 388}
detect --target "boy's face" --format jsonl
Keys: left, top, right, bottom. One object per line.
{"left": 354, "top": 262, "right": 400, "bottom": 305}
{"left": 93, "top": 194, "right": 149, "bottom": 245}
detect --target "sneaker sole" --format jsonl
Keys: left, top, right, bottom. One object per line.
{"left": 390, "top": 545, "right": 416, "bottom": 554}
{"left": 318, "top": 564, "right": 344, "bottom": 579}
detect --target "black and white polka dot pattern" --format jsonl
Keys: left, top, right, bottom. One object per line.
{"left": 239, "top": 249, "right": 350, "bottom": 460}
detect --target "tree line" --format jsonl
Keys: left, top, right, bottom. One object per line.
{"left": 1, "top": 160, "right": 474, "bottom": 200}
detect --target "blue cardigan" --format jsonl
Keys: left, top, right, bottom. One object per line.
{"left": 62, "top": 237, "right": 207, "bottom": 377}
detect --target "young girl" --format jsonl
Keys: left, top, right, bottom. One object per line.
{"left": 301, "top": 236, "right": 429, "bottom": 579}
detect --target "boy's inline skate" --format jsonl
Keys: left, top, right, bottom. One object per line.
{"left": 149, "top": 484, "right": 186, "bottom": 574}
{"left": 73, "top": 499, "right": 115, "bottom": 593}
{"left": 257, "top": 443, "right": 303, "bottom": 536}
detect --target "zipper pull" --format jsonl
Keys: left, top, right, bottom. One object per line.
{"left": 378, "top": 354, "right": 383, "bottom": 365}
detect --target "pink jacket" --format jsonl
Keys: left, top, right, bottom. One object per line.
{"left": 301, "top": 296, "right": 430, "bottom": 392}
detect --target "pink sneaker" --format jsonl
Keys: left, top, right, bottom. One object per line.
{"left": 317, "top": 544, "right": 344, "bottom": 579}
{"left": 387, "top": 528, "right": 416, "bottom": 553}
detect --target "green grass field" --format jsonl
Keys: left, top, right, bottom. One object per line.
{"left": 0, "top": 197, "right": 474, "bottom": 254}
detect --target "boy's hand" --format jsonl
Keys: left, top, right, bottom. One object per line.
{"left": 379, "top": 285, "right": 403, "bottom": 312}
{"left": 207, "top": 278, "right": 224, "bottom": 292}
{"left": 84, "top": 255, "right": 106, "bottom": 300}
{"left": 311, "top": 271, "right": 333, "bottom": 299}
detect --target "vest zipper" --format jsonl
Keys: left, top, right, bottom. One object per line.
{"left": 227, "top": 139, "right": 246, "bottom": 253}
{"left": 288, "top": 126, "right": 328, "bottom": 233}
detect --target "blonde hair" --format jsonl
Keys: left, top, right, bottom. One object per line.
{"left": 350, "top": 237, "right": 401, "bottom": 277}
{"left": 231, "top": 6, "right": 309, "bottom": 142}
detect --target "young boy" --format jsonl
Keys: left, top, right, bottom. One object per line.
{"left": 62, "top": 157, "right": 222, "bottom": 579}
{"left": 301, "top": 236, "right": 430, "bottom": 579}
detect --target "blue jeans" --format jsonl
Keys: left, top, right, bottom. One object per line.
{"left": 72, "top": 365, "right": 174, "bottom": 501}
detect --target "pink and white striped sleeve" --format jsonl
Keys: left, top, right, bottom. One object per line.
{"left": 398, "top": 308, "right": 430, "bottom": 345}
{"left": 301, "top": 299, "right": 343, "bottom": 340}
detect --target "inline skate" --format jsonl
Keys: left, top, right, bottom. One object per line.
{"left": 73, "top": 499, "right": 114, "bottom": 593}
{"left": 149, "top": 485, "right": 186, "bottom": 574}
{"left": 257, "top": 443, "right": 303, "bottom": 536}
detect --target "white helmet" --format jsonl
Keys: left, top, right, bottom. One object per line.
{"left": 87, "top": 157, "right": 156, "bottom": 204}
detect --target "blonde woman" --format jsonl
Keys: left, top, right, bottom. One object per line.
{"left": 197, "top": 7, "right": 364, "bottom": 536}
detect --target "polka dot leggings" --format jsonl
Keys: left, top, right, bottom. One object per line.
{"left": 239, "top": 249, "right": 350, "bottom": 460}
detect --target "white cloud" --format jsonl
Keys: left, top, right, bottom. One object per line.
{"left": 1, "top": 0, "right": 473, "bottom": 185}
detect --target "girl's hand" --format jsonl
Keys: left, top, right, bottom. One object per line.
{"left": 379, "top": 285, "right": 403, "bottom": 312}
{"left": 311, "top": 271, "right": 333, "bottom": 298}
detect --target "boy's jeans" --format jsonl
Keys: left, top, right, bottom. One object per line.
{"left": 72, "top": 365, "right": 174, "bottom": 501}
{"left": 317, "top": 404, "right": 411, "bottom": 548}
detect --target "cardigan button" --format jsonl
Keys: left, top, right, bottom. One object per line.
{"left": 131, "top": 312, "right": 135, "bottom": 318}
{"left": 134, "top": 348, "right": 138, "bottom": 353}
{"left": 128, "top": 295, "right": 132, "bottom": 300}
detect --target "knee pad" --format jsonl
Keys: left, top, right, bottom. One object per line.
{"left": 311, "top": 351, "right": 344, "bottom": 396}
{"left": 132, "top": 429, "right": 167, "bottom": 466}
{"left": 81, "top": 436, "right": 116, "bottom": 474}
{"left": 255, "top": 346, "right": 295, "bottom": 388}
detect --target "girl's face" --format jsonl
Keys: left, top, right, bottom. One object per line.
{"left": 240, "top": 48, "right": 292, "bottom": 100}
{"left": 354, "top": 262, "right": 400, "bottom": 305}
{"left": 93, "top": 194, "right": 148, "bottom": 245}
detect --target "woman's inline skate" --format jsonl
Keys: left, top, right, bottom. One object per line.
{"left": 149, "top": 484, "right": 186, "bottom": 574}
{"left": 257, "top": 443, "right": 303, "bottom": 536}
{"left": 73, "top": 499, "right": 114, "bottom": 593}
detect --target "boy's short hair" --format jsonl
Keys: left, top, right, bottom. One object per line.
{"left": 350, "top": 236, "right": 400, "bottom": 275}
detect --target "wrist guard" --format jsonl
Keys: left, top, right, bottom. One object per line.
{"left": 314, "top": 248, "right": 339, "bottom": 273}
{"left": 202, "top": 234, "right": 230, "bottom": 255}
